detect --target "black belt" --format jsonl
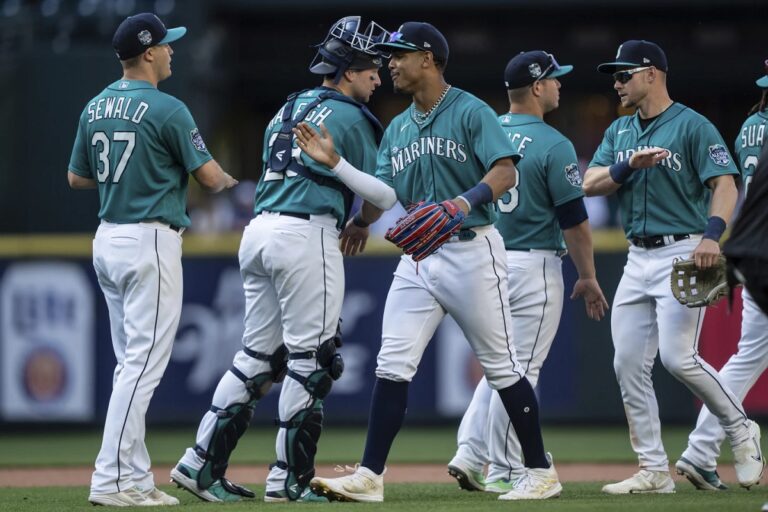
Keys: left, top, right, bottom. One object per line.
{"left": 169, "top": 224, "right": 182, "bottom": 232}
{"left": 277, "top": 211, "right": 310, "bottom": 220}
{"left": 630, "top": 234, "right": 690, "bottom": 249}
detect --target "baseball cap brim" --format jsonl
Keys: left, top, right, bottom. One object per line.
{"left": 596, "top": 61, "right": 641, "bottom": 73}
{"left": 158, "top": 27, "right": 186, "bottom": 45}
{"left": 757, "top": 75, "right": 768, "bottom": 88}
{"left": 548, "top": 64, "right": 573, "bottom": 79}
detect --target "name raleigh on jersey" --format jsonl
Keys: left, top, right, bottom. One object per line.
{"left": 390, "top": 136, "right": 467, "bottom": 176}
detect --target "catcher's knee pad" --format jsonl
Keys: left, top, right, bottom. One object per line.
{"left": 196, "top": 346, "right": 288, "bottom": 489}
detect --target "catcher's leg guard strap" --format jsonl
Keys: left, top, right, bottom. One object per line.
{"left": 275, "top": 401, "right": 324, "bottom": 500}
{"left": 196, "top": 346, "right": 287, "bottom": 489}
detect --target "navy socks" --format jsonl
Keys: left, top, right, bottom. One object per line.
{"left": 497, "top": 377, "right": 549, "bottom": 468}
{"left": 361, "top": 378, "right": 409, "bottom": 475}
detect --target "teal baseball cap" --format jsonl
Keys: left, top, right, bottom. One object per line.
{"left": 113, "top": 13, "right": 186, "bottom": 60}
{"left": 756, "top": 60, "right": 768, "bottom": 88}
{"left": 504, "top": 51, "right": 573, "bottom": 89}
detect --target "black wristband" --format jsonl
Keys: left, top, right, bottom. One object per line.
{"left": 702, "top": 216, "right": 726, "bottom": 242}
{"left": 608, "top": 160, "right": 634, "bottom": 184}
{"left": 352, "top": 212, "right": 370, "bottom": 228}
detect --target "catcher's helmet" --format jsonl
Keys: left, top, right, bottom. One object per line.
{"left": 309, "top": 16, "right": 390, "bottom": 83}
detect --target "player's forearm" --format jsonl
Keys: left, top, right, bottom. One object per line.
{"left": 708, "top": 175, "right": 738, "bottom": 224}
{"left": 562, "top": 221, "right": 597, "bottom": 279}
{"left": 357, "top": 200, "right": 385, "bottom": 225}
{"left": 332, "top": 157, "right": 397, "bottom": 210}
{"left": 482, "top": 158, "right": 517, "bottom": 199}
{"left": 193, "top": 159, "right": 237, "bottom": 193}
{"left": 582, "top": 167, "right": 621, "bottom": 196}
{"left": 67, "top": 171, "right": 97, "bottom": 189}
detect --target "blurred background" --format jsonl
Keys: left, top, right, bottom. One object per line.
{"left": 0, "top": 0, "right": 766, "bottom": 429}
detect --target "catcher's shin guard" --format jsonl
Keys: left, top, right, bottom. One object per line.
{"left": 276, "top": 337, "right": 344, "bottom": 500}
{"left": 196, "top": 346, "right": 288, "bottom": 489}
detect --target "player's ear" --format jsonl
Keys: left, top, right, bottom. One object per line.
{"left": 422, "top": 51, "right": 433, "bottom": 69}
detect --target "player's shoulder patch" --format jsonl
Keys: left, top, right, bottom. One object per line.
{"left": 564, "top": 163, "right": 582, "bottom": 187}
{"left": 707, "top": 144, "right": 730, "bottom": 167}
{"left": 190, "top": 128, "right": 208, "bottom": 153}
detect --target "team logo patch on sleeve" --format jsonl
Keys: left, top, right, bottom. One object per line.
{"left": 707, "top": 144, "right": 730, "bottom": 167}
{"left": 565, "top": 163, "right": 582, "bottom": 186}
{"left": 190, "top": 128, "right": 208, "bottom": 153}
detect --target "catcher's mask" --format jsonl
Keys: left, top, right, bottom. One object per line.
{"left": 309, "top": 16, "right": 390, "bottom": 84}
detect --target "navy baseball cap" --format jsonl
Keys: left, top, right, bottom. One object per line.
{"left": 112, "top": 13, "right": 186, "bottom": 60}
{"left": 597, "top": 40, "right": 668, "bottom": 74}
{"left": 504, "top": 51, "right": 573, "bottom": 89}
{"left": 757, "top": 59, "right": 768, "bottom": 88}
{"left": 375, "top": 22, "right": 449, "bottom": 62}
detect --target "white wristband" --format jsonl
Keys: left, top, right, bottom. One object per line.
{"left": 455, "top": 195, "right": 472, "bottom": 213}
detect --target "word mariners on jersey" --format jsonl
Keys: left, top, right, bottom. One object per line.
{"left": 87, "top": 96, "right": 149, "bottom": 124}
{"left": 616, "top": 146, "right": 683, "bottom": 172}
{"left": 391, "top": 136, "right": 468, "bottom": 175}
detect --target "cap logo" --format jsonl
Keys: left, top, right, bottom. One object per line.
{"left": 137, "top": 30, "right": 152, "bottom": 46}
{"left": 616, "top": 44, "right": 623, "bottom": 59}
{"left": 528, "top": 63, "right": 542, "bottom": 78}
{"left": 642, "top": 57, "right": 650, "bottom": 64}
{"left": 423, "top": 42, "right": 431, "bottom": 48}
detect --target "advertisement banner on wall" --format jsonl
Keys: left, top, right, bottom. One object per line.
{"left": 0, "top": 261, "right": 95, "bottom": 421}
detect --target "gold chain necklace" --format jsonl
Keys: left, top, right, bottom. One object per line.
{"left": 413, "top": 84, "right": 451, "bottom": 124}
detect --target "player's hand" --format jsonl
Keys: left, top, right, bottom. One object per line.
{"left": 691, "top": 238, "right": 721, "bottom": 269}
{"left": 340, "top": 219, "right": 370, "bottom": 256}
{"left": 628, "top": 147, "right": 670, "bottom": 169}
{"left": 570, "top": 277, "right": 609, "bottom": 321}
{"left": 293, "top": 122, "right": 340, "bottom": 168}
{"left": 223, "top": 172, "right": 239, "bottom": 189}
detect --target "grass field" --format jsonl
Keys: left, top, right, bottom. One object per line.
{"left": 1, "top": 425, "right": 766, "bottom": 511}
{"left": 1, "top": 483, "right": 767, "bottom": 512}
{"left": 0, "top": 425, "right": 746, "bottom": 467}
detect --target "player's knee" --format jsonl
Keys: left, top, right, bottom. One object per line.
{"left": 659, "top": 350, "right": 690, "bottom": 377}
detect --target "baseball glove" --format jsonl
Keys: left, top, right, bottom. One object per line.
{"left": 670, "top": 256, "right": 729, "bottom": 308}
{"left": 385, "top": 200, "right": 465, "bottom": 261}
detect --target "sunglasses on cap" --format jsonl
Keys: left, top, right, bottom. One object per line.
{"left": 536, "top": 52, "right": 561, "bottom": 81}
{"left": 387, "top": 31, "right": 429, "bottom": 52}
{"left": 612, "top": 66, "right": 652, "bottom": 84}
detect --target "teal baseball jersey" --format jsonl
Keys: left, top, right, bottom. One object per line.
{"left": 588, "top": 102, "right": 739, "bottom": 238}
{"left": 254, "top": 87, "right": 379, "bottom": 228}
{"left": 496, "top": 113, "right": 584, "bottom": 250}
{"left": 68, "top": 79, "right": 212, "bottom": 227}
{"left": 734, "top": 108, "right": 767, "bottom": 196}
{"left": 375, "top": 87, "right": 520, "bottom": 229}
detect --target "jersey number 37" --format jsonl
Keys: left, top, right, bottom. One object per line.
{"left": 91, "top": 131, "right": 136, "bottom": 184}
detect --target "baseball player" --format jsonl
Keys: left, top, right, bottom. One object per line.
{"left": 68, "top": 13, "right": 237, "bottom": 507}
{"left": 583, "top": 39, "right": 764, "bottom": 494}
{"left": 676, "top": 67, "right": 768, "bottom": 490}
{"left": 295, "top": 22, "right": 562, "bottom": 502}
{"left": 170, "top": 16, "right": 392, "bottom": 503}
{"left": 447, "top": 50, "right": 608, "bottom": 495}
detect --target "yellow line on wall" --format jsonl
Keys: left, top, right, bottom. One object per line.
{"left": 0, "top": 229, "right": 631, "bottom": 258}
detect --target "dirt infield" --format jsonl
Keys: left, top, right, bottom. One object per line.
{"left": 0, "top": 463, "right": 740, "bottom": 488}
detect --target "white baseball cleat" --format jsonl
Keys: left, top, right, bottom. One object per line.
{"left": 88, "top": 486, "right": 163, "bottom": 506}
{"left": 139, "top": 488, "right": 180, "bottom": 506}
{"left": 310, "top": 465, "right": 384, "bottom": 502}
{"left": 447, "top": 456, "right": 486, "bottom": 491}
{"left": 732, "top": 420, "right": 765, "bottom": 489}
{"left": 498, "top": 453, "right": 562, "bottom": 500}
{"left": 601, "top": 469, "right": 675, "bottom": 494}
